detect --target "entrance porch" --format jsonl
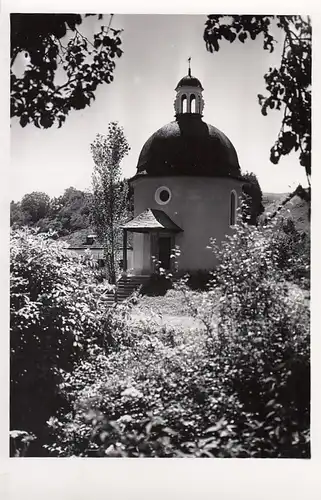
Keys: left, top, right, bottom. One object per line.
{"left": 122, "top": 208, "right": 183, "bottom": 276}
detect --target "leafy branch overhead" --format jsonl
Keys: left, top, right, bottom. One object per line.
{"left": 11, "top": 14, "right": 123, "bottom": 128}
{"left": 204, "top": 15, "right": 311, "bottom": 184}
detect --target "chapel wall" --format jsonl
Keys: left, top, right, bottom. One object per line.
{"left": 132, "top": 175, "right": 244, "bottom": 272}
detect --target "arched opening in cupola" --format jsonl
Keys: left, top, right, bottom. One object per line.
{"left": 181, "top": 94, "right": 187, "bottom": 113}
{"left": 190, "top": 94, "right": 196, "bottom": 113}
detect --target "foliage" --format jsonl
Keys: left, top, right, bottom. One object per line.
{"left": 10, "top": 187, "right": 93, "bottom": 237}
{"left": 45, "top": 316, "right": 245, "bottom": 457}
{"left": 267, "top": 217, "right": 310, "bottom": 289}
{"left": 91, "top": 122, "right": 130, "bottom": 283}
{"left": 204, "top": 15, "right": 311, "bottom": 184}
{"left": 10, "top": 202, "right": 309, "bottom": 457}
{"left": 47, "top": 187, "right": 93, "bottom": 235}
{"left": 10, "top": 200, "right": 28, "bottom": 227}
{"left": 205, "top": 215, "right": 310, "bottom": 456}
{"left": 10, "top": 430, "right": 37, "bottom": 457}
{"left": 11, "top": 14, "right": 123, "bottom": 128}
{"left": 241, "top": 171, "right": 264, "bottom": 224}
{"left": 20, "top": 191, "right": 51, "bottom": 224}
{"left": 10, "top": 227, "right": 112, "bottom": 455}
{"left": 11, "top": 183, "right": 134, "bottom": 244}
{"left": 45, "top": 214, "right": 310, "bottom": 458}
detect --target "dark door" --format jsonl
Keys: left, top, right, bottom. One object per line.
{"left": 158, "top": 236, "right": 171, "bottom": 270}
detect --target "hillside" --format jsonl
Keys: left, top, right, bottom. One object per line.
{"left": 277, "top": 194, "right": 310, "bottom": 233}
{"left": 262, "top": 192, "right": 289, "bottom": 214}
{"left": 261, "top": 187, "right": 310, "bottom": 234}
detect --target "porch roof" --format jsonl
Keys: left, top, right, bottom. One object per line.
{"left": 122, "top": 208, "right": 183, "bottom": 233}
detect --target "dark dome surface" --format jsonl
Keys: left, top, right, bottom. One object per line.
{"left": 175, "top": 74, "right": 203, "bottom": 90}
{"left": 136, "top": 115, "right": 241, "bottom": 177}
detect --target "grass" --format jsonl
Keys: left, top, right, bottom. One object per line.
{"left": 130, "top": 288, "right": 208, "bottom": 331}
{"left": 129, "top": 278, "right": 309, "bottom": 341}
{"left": 134, "top": 289, "right": 190, "bottom": 316}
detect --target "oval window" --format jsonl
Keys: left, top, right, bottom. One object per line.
{"left": 155, "top": 186, "right": 171, "bottom": 205}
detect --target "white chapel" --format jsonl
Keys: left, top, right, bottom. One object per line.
{"left": 122, "top": 64, "right": 244, "bottom": 276}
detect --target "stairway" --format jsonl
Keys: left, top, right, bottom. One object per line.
{"left": 116, "top": 275, "right": 150, "bottom": 303}
{"left": 101, "top": 289, "right": 117, "bottom": 307}
{"left": 101, "top": 275, "right": 150, "bottom": 307}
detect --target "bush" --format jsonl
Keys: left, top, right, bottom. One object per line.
{"left": 269, "top": 218, "right": 310, "bottom": 289}
{"left": 10, "top": 227, "right": 113, "bottom": 455}
{"left": 205, "top": 215, "right": 310, "bottom": 456}
{"left": 241, "top": 171, "right": 264, "bottom": 225}
{"left": 45, "top": 215, "right": 309, "bottom": 458}
{"left": 13, "top": 212, "right": 309, "bottom": 458}
{"left": 46, "top": 317, "right": 247, "bottom": 457}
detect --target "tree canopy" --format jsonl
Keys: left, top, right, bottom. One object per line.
{"left": 11, "top": 187, "right": 92, "bottom": 236}
{"left": 20, "top": 191, "right": 51, "bottom": 223}
{"left": 11, "top": 14, "right": 123, "bottom": 128}
{"left": 241, "top": 172, "right": 264, "bottom": 225}
{"left": 204, "top": 15, "right": 311, "bottom": 185}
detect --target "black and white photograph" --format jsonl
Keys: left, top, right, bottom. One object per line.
{"left": 8, "top": 10, "right": 311, "bottom": 463}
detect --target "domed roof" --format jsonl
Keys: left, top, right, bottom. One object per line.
{"left": 136, "top": 115, "right": 241, "bottom": 178}
{"left": 175, "top": 74, "right": 203, "bottom": 91}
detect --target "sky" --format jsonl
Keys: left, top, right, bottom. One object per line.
{"left": 10, "top": 13, "right": 309, "bottom": 201}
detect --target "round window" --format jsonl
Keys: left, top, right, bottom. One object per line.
{"left": 155, "top": 186, "right": 171, "bottom": 205}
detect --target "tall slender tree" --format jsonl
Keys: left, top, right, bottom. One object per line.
{"left": 90, "top": 122, "right": 130, "bottom": 284}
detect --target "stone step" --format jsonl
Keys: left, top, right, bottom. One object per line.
{"left": 117, "top": 285, "right": 137, "bottom": 290}
{"left": 119, "top": 276, "right": 149, "bottom": 281}
{"left": 118, "top": 284, "right": 143, "bottom": 289}
{"left": 101, "top": 276, "right": 151, "bottom": 304}
{"left": 118, "top": 280, "right": 148, "bottom": 286}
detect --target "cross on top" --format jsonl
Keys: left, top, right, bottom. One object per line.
{"left": 188, "top": 57, "right": 191, "bottom": 76}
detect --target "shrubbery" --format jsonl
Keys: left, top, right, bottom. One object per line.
{"left": 241, "top": 171, "right": 264, "bottom": 224}
{"left": 42, "top": 213, "right": 310, "bottom": 458}
{"left": 10, "top": 228, "right": 113, "bottom": 455}
{"left": 207, "top": 216, "right": 310, "bottom": 456}
{"left": 269, "top": 218, "right": 310, "bottom": 289}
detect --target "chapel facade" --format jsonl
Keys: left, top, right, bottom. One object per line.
{"left": 122, "top": 65, "right": 245, "bottom": 275}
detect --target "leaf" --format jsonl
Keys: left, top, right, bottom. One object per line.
{"left": 266, "top": 399, "right": 276, "bottom": 407}
{"left": 20, "top": 114, "right": 29, "bottom": 127}
{"left": 40, "top": 113, "right": 54, "bottom": 128}
{"left": 281, "top": 131, "right": 297, "bottom": 154}
{"left": 238, "top": 32, "right": 247, "bottom": 43}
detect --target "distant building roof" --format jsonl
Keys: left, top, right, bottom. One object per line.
{"left": 122, "top": 208, "right": 183, "bottom": 233}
